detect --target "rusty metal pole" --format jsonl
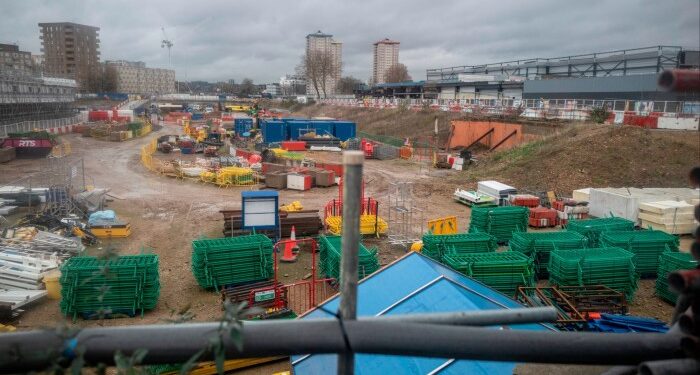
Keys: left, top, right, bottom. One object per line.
{"left": 338, "top": 151, "right": 364, "bottom": 375}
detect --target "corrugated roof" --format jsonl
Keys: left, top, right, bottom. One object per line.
{"left": 292, "top": 252, "right": 552, "bottom": 374}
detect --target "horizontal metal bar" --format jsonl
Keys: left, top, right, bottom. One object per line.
{"left": 0, "top": 319, "right": 685, "bottom": 372}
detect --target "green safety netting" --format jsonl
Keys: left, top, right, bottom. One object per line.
{"left": 509, "top": 231, "right": 588, "bottom": 278}
{"left": 468, "top": 206, "right": 529, "bottom": 243}
{"left": 565, "top": 217, "right": 635, "bottom": 247}
{"left": 548, "top": 247, "right": 638, "bottom": 300}
{"left": 655, "top": 252, "right": 698, "bottom": 304}
{"left": 421, "top": 232, "right": 497, "bottom": 263}
{"left": 318, "top": 235, "right": 380, "bottom": 281}
{"left": 59, "top": 254, "right": 160, "bottom": 319}
{"left": 442, "top": 251, "right": 535, "bottom": 296}
{"left": 599, "top": 230, "right": 680, "bottom": 276}
{"left": 191, "top": 235, "right": 273, "bottom": 291}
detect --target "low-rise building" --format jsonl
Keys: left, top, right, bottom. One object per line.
{"left": 106, "top": 60, "right": 175, "bottom": 94}
{"left": 0, "top": 44, "right": 33, "bottom": 74}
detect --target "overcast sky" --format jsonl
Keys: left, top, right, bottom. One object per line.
{"left": 2, "top": 0, "right": 699, "bottom": 83}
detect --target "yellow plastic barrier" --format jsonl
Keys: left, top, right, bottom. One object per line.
{"left": 280, "top": 201, "right": 303, "bottom": 212}
{"left": 325, "top": 215, "right": 388, "bottom": 236}
{"left": 427, "top": 216, "right": 458, "bottom": 235}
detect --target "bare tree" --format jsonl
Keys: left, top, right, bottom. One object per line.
{"left": 338, "top": 76, "right": 362, "bottom": 95}
{"left": 239, "top": 78, "right": 256, "bottom": 97}
{"left": 302, "top": 50, "right": 339, "bottom": 99}
{"left": 384, "top": 63, "right": 412, "bottom": 83}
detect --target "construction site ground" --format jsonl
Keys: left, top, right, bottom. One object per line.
{"left": 1, "top": 108, "right": 698, "bottom": 373}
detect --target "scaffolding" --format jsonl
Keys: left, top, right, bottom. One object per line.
{"left": 386, "top": 181, "right": 424, "bottom": 247}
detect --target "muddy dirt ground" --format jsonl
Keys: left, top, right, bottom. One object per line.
{"left": 0, "top": 121, "right": 693, "bottom": 373}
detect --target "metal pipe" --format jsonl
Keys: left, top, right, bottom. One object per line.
{"left": 638, "top": 358, "right": 700, "bottom": 375}
{"left": 0, "top": 320, "right": 685, "bottom": 373}
{"left": 658, "top": 69, "right": 700, "bottom": 92}
{"left": 338, "top": 150, "right": 364, "bottom": 375}
{"left": 362, "top": 306, "right": 557, "bottom": 326}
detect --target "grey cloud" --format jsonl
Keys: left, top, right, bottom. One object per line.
{"left": 1, "top": 0, "right": 697, "bottom": 83}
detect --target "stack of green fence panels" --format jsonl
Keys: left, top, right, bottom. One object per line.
{"left": 599, "top": 230, "right": 680, "bottom": 276}
{"left": 318, "top": 235, "right": 380, "bottom": 281}
{"left": 566, "top": 217, "right": 635, "bottom": 247}
{"left": 548, "top": 247, "right": 638, "bottom": 299}
{"left": 191, "top": 235, "right": 273, "bottom": 290}
{"left": 60, "top": 254, "right": 160, "bottom": 319}
{"left": 442, "top": 251, "right": 535, "bottom": 296}
{"left": 509, "top": 231, "right": 588, "bottom": 278}
{"left": 655, "top": 252, "right": 698, "bottom": 304}
{"left": 468, "top": 206, "right": 529, "bottom": 243}
{"left": 421, "top": 232, "right": 497, "bottom": 263}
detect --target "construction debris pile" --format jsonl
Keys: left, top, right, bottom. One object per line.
{"left": 548, "top": 247, "right": 638, "bottom": 300}
{"left": 655, "top": 252, "right": 698, "bottom": 304}
{"left": 59, "top": 254, "right": 160, "bottom": 319}
{"left": 442, "top": 252, "right": 535, "bottom": 296}
{"left": 599, "top": 230, "right": 680, "bottom": 276}
{"left": 191, "top": 235, "right": 274, "bottom": 290}
{"left": 318, "top": 235, "right": 379, "bottom": 281}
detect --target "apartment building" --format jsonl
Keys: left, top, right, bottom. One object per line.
{"left": 39, "top": 22, "right": 100, "bottom": 90}
{"left": 305, "top": 31, "right": 342, "bottom": 97}
{"left": 0, "top": 44, "right": 34, "bottom": 74}
{"left": 106, "top": 60, "right": 175, "bottom": 94}
{"left": 372, "top": 38, "right": 400, "bottom": 85}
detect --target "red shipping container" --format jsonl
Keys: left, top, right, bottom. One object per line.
{"left": 281, "top": 141, "right": 307, "bottom": 151}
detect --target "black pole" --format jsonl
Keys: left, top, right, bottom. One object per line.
{"left": 0, "top": 321, "right": 685, "bottom": 373}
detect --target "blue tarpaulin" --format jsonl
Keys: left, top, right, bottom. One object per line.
{"left": 292, "top": 252, "right": 553, "bottom": 375}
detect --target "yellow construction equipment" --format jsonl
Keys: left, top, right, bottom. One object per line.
{"left": 89, "top": 223, "right": 132, "bottom": 238}
{"left": 410, "top": 241, "right": 424, "bottom": 252}
{"left": 280, "top": 201, "right": 303, "bottom": 212}
{"left": 160, "top": 357, "right": 285, "bottom": 375}
{"left": 427, "top": 216, "right": 458, "bottom": 234}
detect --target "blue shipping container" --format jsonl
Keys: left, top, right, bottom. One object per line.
{"left": 286, "top": 121, "right": 313, "bottom": 140}
{"left": 333, "top": 121, "right": 357, "bottom": 141}
{"left": 262, "top": 121, "right": 287, "bottom": 143}
{"left": 310, "top": 121, "right": 334, "bottom": 137}
{"left": 191, "top": 113, "right": 204, "bottom": 120}
{"left": 234, "top": 118, "right": 254, "bottom": 135}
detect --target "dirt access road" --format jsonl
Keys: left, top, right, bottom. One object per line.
{"left": 3, "top": 125, "right": 469, "bottom": 330}
{"left": 1, "top": 124, "right": 681, "bottom": 330}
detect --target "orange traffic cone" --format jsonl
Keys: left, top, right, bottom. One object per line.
{"left": 281, "top": 226, "right": 298, "bottom": 262}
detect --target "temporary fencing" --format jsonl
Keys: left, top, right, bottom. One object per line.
{"left": 191, "top": 235, "right": 274, "bottom": 291}
{"left": 59, "top": 254, "right": 160, "bottom": 319}
{"left": 509, "top": 231, "right": 589, "bottom": 278}
{"left": 548, "top": 247, "right": 638, "bottom": 300}
{"left": 421, "top": 232, "right": 497, "bottom": 263}
{"left": 599, "top": 230, "right": 680, "bottom": 276}
{"left": 655, "top": 252, "right": 698, "bottom": 304}
{"left": 565, "top": 217, "right": 635, "bottom": 247}
{"left": 318, "top": 235, "right": 380, "bottom": 282}
{"left": 468, "top": 206, "right": 529, "bottom": 243}
{"left": 442, "top": 251, "right": 535, "bottom": 296}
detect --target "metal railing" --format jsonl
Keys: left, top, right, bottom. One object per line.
{"left": 320, "top": 98, "right": 700, "bottom": 119}
{"left": 0, "top": 114, "right": 83, "bottom": 137}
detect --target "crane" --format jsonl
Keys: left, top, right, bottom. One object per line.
{"left": 161, "top": 27, "right": 173, "bottom": 67}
